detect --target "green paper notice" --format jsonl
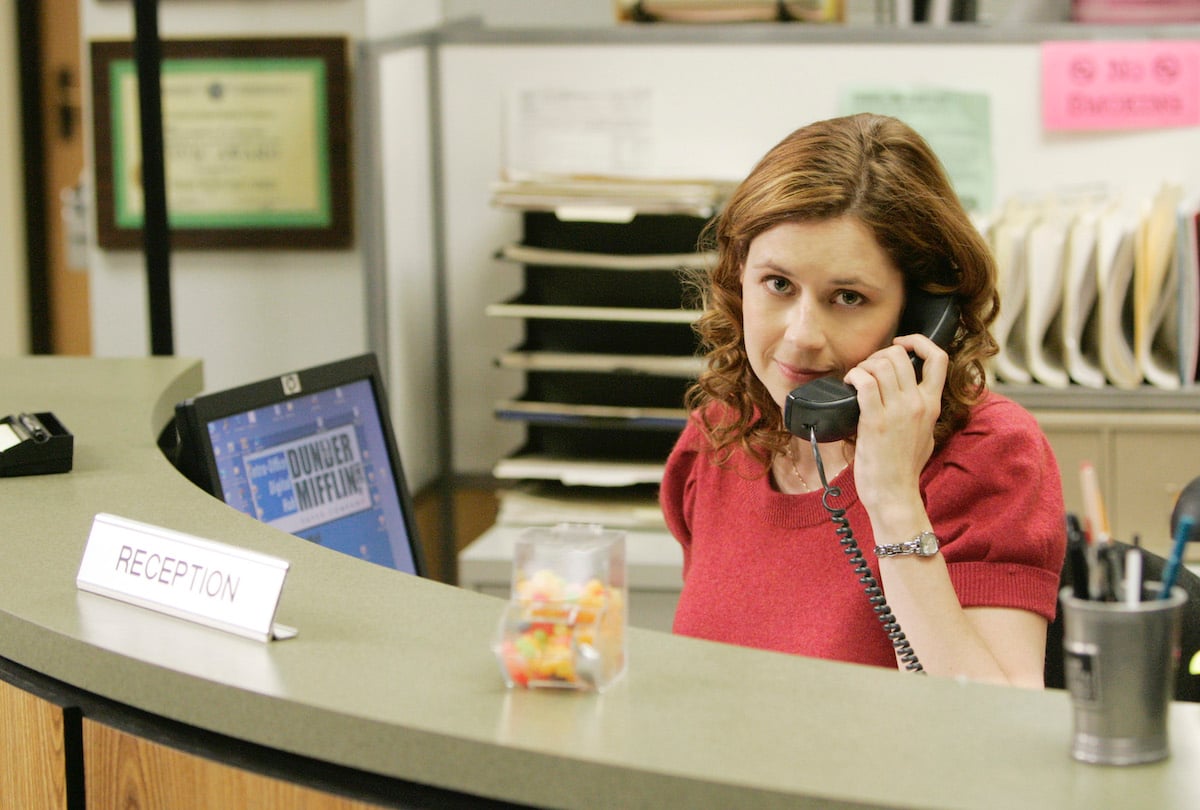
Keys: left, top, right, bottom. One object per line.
{"left": 841, "top": 88, "right": 993, "bottom": 214}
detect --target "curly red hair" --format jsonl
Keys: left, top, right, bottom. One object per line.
{"left": 684, "top": 113, "right": 999, "bottom": 470}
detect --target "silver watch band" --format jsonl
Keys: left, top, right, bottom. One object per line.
{"left": 875, "top": 530, "right": 940, "bottom": 558}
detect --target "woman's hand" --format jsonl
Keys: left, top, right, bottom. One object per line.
{"left": 843, "top": 334, "right": 947, "bottom": 527}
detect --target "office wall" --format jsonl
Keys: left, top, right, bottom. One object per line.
{"left": 80, "top": 0, "right": 442, "bottom": 486}
{"left": 83, "top": 1, "right": 360, "bottom": 387}
{"left": 0, "top": 0, "right": 28, "bottom": 357}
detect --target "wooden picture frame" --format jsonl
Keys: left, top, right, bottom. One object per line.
{"left": 90, "top": 37, "right": 351, "bottom": 250}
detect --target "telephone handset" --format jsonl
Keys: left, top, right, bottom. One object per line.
{"left": 784, "top": 291, "right": 958, "bottom": 674}
{"left": 784, "top": 292, "right": 960, "bottom": 443}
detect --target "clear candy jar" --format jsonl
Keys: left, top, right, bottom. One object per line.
{"left": 493, "top": 523, "right": 627, "bottom": 691}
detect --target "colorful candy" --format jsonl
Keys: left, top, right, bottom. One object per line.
{"left": 496, "top": 568, "right": 625, "bottom": 689}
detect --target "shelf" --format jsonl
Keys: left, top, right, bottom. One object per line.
{"left": 497, "top": 243, "right": 714, "bottom": 271}
{"left": 486, "top": 298, "right": 699, "bottom": 324}
{"left": 998, "top": 383, "right": 1200, "bottom": 412}
{"left": 495, "top": 399, "right": 688, "bottom": 430}
{"left": 496, "top": 350, "right": 703, "bottom": 377}
{"left": 437, "top": 16, "right": 1200, "bottom": 47}
{"left": 493, "top": 454, "right": 665, "bottom": 486}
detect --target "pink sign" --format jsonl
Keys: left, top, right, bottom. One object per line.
{"left": 1042, "top": 40, "right": 1200, "bottom": 131}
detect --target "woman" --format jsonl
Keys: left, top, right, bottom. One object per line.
{"left": 661, "top": 113, "right": 1065, "bottom": 686}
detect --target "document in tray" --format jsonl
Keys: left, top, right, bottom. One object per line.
{"left": 1061, "top": 209, "right": 1107, "bottom": 389}
{"left": 987, "top": 203, "right": 1033, "bottom": 384}
{"left": 1096, "top": 200, "right": 1141, "bottom": 390}
{"left": 1178, "top": 196, "right": 1200, "bottom": 386}
{"left": 1025, "top": 212, "right": 1071, "bottom": 388}
{"left": 494, "top": 455, "right": 665, "bottom": 487}
{"left": 1135, "top": 184, "right": 1184, "bottom": 390}
{"left": 490, "top": 175, "right": 736, "bottom": 219}
{"left": 495, "top": 481, "right": 666, "bottom": 529}
{"left": 1137, "top": 187, "right": 1181, "bottom": 386}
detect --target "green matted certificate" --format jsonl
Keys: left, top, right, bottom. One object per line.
{"left": 91, "top": 38, "right": 351, "bottom": 250}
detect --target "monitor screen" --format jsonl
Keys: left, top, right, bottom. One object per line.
{"left": 170, "top": 354, "right": 425, "bottom": 576}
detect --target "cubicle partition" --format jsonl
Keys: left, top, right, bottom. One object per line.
{"left": 365, "top": 21, "right": 1200, "bottom": 478}
{"left": 364, "top": 22, "right": 1200, "bottom": 583}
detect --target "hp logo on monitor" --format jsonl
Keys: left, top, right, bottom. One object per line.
{"left": 280, "top": 373, "right": 302, "bottom": 396}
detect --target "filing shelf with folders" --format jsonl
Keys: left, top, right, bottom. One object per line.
{"left": 486, "top": 179, "right": 729, "bottom": 529}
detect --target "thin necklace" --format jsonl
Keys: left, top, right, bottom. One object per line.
{"left": 783, "top": 444, "right": 811, "bottom": 492}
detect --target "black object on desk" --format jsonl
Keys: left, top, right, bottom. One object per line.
{"left": 0, "top": 412, "right": 73, "bottom": 476}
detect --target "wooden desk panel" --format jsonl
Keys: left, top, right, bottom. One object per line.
{"left": 0, "top": 678, "right": 69, "bottom": 810}
{"left": 82, "top": 718, "right": 387, "bottom": 810}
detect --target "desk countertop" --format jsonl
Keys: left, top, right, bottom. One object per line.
{"left": 2, "top": 355, "right": 1199, "bottom": 809}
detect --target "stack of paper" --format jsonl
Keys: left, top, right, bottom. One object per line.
{"left": 984, "top": 185, "right": 1200, "bottom": 391}
{"left": 988, "top": 201, "right": 1034, "bottom": 384}
{"left": 1136, "top": 184, "right": 1184, "bottom": 390}
{"left": 1060, "top": 209, "right": 1106, "bottom": 389}
{"left": 1177, "top": 195, "right": 1200, "bottom": 386}
{"left": 1025, "top": 210, "right": 1071, "bottom": 388}
{"left": 491, "top": 175, "right": 736, "bottom": 220}
{"left": 1095, "top": 200, "right": 1142, "bottom": 389}
{"left": 494, "top": 481, "right": 667, "bottom": 529}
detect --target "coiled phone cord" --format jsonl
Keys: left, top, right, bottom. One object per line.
{"left": 807, "top": 427, "right": 925, "bottom": 674}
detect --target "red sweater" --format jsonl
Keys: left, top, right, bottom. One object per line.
{"left": 660, "top": 392, "right": 1066, "bottom": 669}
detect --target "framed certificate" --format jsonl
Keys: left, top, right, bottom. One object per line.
{"left": 91, "top": 37, "right": 351, "bottom": 250}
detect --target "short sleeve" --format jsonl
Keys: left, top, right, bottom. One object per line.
{"left": 660, "top": 418, "right": 706, "bottom": 578}
{"left": 921, "top": 395, "right": 1067, "bottom": 621}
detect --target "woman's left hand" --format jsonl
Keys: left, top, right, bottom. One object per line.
{"left": 842, "top": 334, "right": 947, "bottom": 524}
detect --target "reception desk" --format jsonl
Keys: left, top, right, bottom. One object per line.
{"left": 2, "top": 356, "right": 1199, "bottom": 809}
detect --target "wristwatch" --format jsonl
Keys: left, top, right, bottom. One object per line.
{"left": 875, "top": 530, "right": 940, "bottom": 558}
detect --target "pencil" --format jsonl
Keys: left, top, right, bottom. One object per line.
{"left": 1079, "top": 461, "right": 1110, "bottom": 544}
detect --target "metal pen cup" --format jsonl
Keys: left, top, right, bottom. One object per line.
{"left": 1060, "top": 584, "right": 1186, "bottom": 765}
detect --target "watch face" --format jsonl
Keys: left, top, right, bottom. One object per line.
{"left": 918, "top": 532, "right": 939, "bottom": 556}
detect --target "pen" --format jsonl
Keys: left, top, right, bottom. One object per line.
{"left": 1066, "top": 514, "right": 1090, "bottom": 600}
{"left": 1101, "top": 543, "right": 1122, "bottom": 602}
{"left": 1079, "top": 461, "right": 1110, "bottom": 544}
{"left": 17, "top": 413, "right": 49, "bottom": 443}
{"left": 1124, "top": 545, "right": 1143, "bottom": 606}
{"left": 1160, "top": 515, "right": 1193, "bottom": 600}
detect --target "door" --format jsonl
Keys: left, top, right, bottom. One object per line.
{"left": 22, "top": 0, "right": 89, "bottom": 354}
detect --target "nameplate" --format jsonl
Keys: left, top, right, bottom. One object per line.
{"left": 76, "top": 513, "right": 296, "bottom": 642}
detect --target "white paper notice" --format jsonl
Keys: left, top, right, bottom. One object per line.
{"left": 504, "top": 87, "right": 654, "bottom": 178}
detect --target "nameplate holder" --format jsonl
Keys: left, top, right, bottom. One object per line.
{"left": 76, "top": 513, "right": 297, "bottom": 642}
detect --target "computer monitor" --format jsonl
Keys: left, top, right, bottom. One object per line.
{"left": 170, "top": 353, "right": 425, "bottom": 576}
